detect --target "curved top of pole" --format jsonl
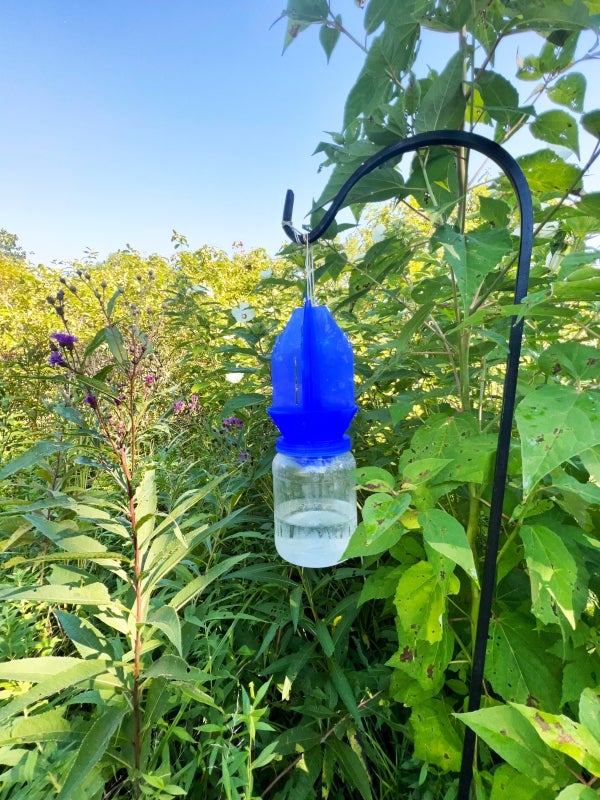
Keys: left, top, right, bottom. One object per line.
{"left": 281, "top": 129, "right": 533, "bottom": 303}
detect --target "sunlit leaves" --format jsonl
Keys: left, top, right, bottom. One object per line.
{"left": 520, "top": 524, "right": 580, "bottom": 628}
{"left": 516, "top": 384, "right": 600, "bottom": 492}
{"left": 415, "top": 50, "right": 467, "bottom": 132}
{"left": 548, "top": 73, "right": 587, "bottom": 112}
{"left": 531, "top": 110, "right": 580, "bottom": 156}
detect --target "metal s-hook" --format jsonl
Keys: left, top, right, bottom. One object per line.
{"left": 280, "top": 129, "right": 533, "bottom": 800}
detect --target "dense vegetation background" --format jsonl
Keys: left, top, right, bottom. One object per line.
{"left": 1, "top": 1, "right": 600, "bottom": 797}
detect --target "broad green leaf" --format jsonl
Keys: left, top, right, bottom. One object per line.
{"left": 562, "top": 649, "right": 600, "bottom": 705}
{"left": 147, "top": 605, "right": 182, "bottom": 656}
{"left": 547, "top": 73, "right": 586, "bottom": 113}
{"left": 354, "top": 466, "right": 396, "bottom": 492}
{"left": 0, "top": 659, "right": 110, "bottom": 723}
{"left": 432, "top": 224, "right": 513, "bottom": 312}
{"left": 325, "top": 737, "right": 372, "bottom": 800}
{"left": 142, "top": 654, "right": 210, "bottom": 684}
{"left": 476, "top": 71, "right": 521, "bottom": 127}
{"left": 57, "top": 705, "right": 127, "bottom": 800}
{"left": 555, "top": 786, "right": 598, "bottom": 800}
{"left": 490, "top": 764, "right": 553, "bottom": 800}
{"left": 388, "top": 626, "right": 454, "bottom": 702}
{"left": 415, "top": 50, "right": 466, "bottom": 132}
{"left": 343, "top": 493, "right": 410, "bottom": 558}
{"left": 103, "top": 325, "right": 128, "bottom": 368}
{"left": 394, "top": 560, "right": 452, "bottom": 644}
{"left": 411, "top": 698, "right": 462, "bottom": 772}
{"left": 319, "top": 21, "right": 340, "bottom": 62}
{"left": 220, "top": 393, "right": 266, "bottom": 415}
{"left": 486, "top": 610, "right": 562, "bottom": 710}
{"left": 0, "top": 582, "right": 115, "bottom": 607}
{"left": 0, "top": 708, "right": 74, "bottom": 746}
{"left": 458, "top": 704, "right": 570, "bottom": 789}
{"left": 358, "top": 565, "right": 403, "bottom": 606}
{"left": 517, "top": 150, "right": 581, "bottom": 196}
{"left": 419, "top": 508, "right": 478, "bottom": 582}
{"left": 0, "top": 656, "right": 83, "bottom": 682}
{"left": 531, "top": 110, "right": 579, "bottom": 157}
{"left": 0, "top": 441, "right": 70, "bottom": 480}
{"left": 22, "top": 514, "right": 121, "bottom": 570}
{"left": 168, "top": 554, "right": 247, "bottom": 611}
{"left": 538, "top": 341, "right": 600, "bottom": 383}
{"left": 401, "top": 458, "right": 454, "bottom": 487}
{"left": 55, "top": 611, "right": 110, "bottom": 660}
{"left": 582, "top": 110, "right": 600, "bottom": 138}
{"left": 135, "top": 469, "right": 157, "bottom": 554}
{"left": 513, "top": 703, "right": 600, "bottom": 776}
{"left": 579, "top": 688, "right": 600, "bottom": 742}
{"left": 520, "top": 524, "right": 579, "bottom": 628}
{"left": 516, "top": 384, "right": 600, "bottom": 492}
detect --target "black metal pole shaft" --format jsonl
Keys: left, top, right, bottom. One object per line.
{"left": 281, "top": 130, "right": 533, "bottom": 799}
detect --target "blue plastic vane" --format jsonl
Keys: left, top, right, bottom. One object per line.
{"left": 268, "top": 299, "right": 357, "bottom": 457}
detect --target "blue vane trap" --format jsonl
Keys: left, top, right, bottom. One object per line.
{"left": 268, "top": 299, "right": 358, "bottom": 568}
{"left": 268, "top": 299, "right": 358, "bottom": 456}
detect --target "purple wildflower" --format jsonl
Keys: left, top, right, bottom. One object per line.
{"left": 83, "top": 394, "right": 98, "bottom": 409}
{"left": 188, "top": 394, "right": 201, "bottom": 411}
{"left": 144, "top": 375, "right": 155, "bottom": 386}
{"left": 237, "top": 450, "right": 250, "bottom": 463}
{"left": 48, "top": 350, "right": 67, "bottom": 367}
{"left": 50, "top": 332, "right": 78, "bottom": 350}
{"left": 222, "top": 416, "right": 243, "bottom": 430}
{"left": 173, "top": 400, "right": 186, "bottom": 414}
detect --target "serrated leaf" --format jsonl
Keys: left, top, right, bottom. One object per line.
{"left": 520, "top": 524, "right": 579, "bottom": 628}
{"left": 0, "top": 582, "right": 114, "bottom": 607}
{"left": 432, "top": 224, "right": 513, "bottom": 312}
{"left": 458, "top": 704, "right": 570, "bottom": 789}
{"left": 57, "top": 705, "right": 127, "bottom": 800}
{"left": 486, "top": 610, "right": 562, "bottom": 709}
{"left": 0, "top": 656, "right": 84, "bottom": 682}
{"left": 319, "top": 21, "right": 340, "bottom": 62}
{"left": 555, "top": 786, "right": 598, "bottom": 800}
{"left": 579, "top": 688, "right": 600, "bottom": 742}
{"left": 548, "top": 73, "right": 586, "bottom": 113}
{"left": 343, "top": 493, "right": 410, "bottom": 558}
{"left": 0, "top": 659, "right": 111, "bottom": 723}
{"left": 517, "top": 149, "right": 581, "bottom": 196}
{"left": 0, "top": 441, "right": 70, "bottom": 481}
{"left": 513, "top": 703, "right": 600, "bottom": 776}
{"left": 411, "top": 698, "right": 462, "bottom": 772}
{"left": 0, "top": 708, "right": 74, "bottom": 746}
{"left": 325, "top": 737, "right": 372, "bottom": 800}
{"left": 531, "top": 110, "right": 579, "bottom": 156}
{"left": 415, "top": 50, "right": 466, "bottom": 132}
{"left": 394, "top": 560, "right": 456, "bottom": 644}
{"left": 142, "top": 655, "right": 210, "bottom": 684}
{"left": 103, "top": 325, "right": 128, "bottom": 368}
{"left": 516, "top": 384, "right": 600, "bottom": 493}
{"left": 476, "top": 71, "right": 521, "bottom": 127}
{"left": 354, "top": 466, "right": 395, "bottom": 492}
{"left": 147, "top": 605, "right": 182, "bottom": 656}
{"left": 168, "top": 554, "right": 247, "bottom": 611}
{"left": 419, "top": 508, "right": 478, "bottom": 582}
{"left": 490, "top": 763, "right": 553, "bottom": 800}
{"left": 358, "top": 565, "right": 403, "bottom": 606}
{"left": 582, "top": 110, "right": 600, "bottom": 138}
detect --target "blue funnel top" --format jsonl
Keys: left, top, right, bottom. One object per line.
{"left": 268, "top": 300, "right": 358, "bottom": 457}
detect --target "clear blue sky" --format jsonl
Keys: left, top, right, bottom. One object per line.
{"left": 0, "top": 1, "right": 370, "bottom": 265}
{"left": 1, "top": 3, "right": 597, "bottom": 266}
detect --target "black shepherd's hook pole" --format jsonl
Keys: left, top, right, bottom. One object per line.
{"left": 281, "top": 130, "right": 533, "bottom": 799}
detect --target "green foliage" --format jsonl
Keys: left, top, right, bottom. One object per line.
{"left": 1, "top": 0, "right": 600, "bottom": 796}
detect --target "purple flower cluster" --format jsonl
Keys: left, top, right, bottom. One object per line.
{"left": 222, "top": 416, "right": 243, "bottom": 430}
{"left": 48, "top": 350, "right": 67, "bottom": 367}
{"left": 51, "top": 332, "right": 78, "bottom": 350}
{"left": 172, "top": 395, "right": 202, "bottom": 415}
